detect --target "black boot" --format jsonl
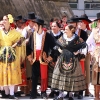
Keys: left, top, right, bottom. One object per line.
{"left": 0, "top": 90, "right": 9, "bottom": 98}
{"left": 41, "top": 91, "right": 47, "bottom": 99}
{"left": 9, "top": 95, "right": 17, "bottom": 99}
{"left": 77, "top": 91, "right": 83, "bottom": 99}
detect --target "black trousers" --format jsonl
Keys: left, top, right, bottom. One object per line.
{"left": 30, "top": 61, "right": 40, "bottom": 97}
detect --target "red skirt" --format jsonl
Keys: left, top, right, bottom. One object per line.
{"left": 19, "top": 59, "right": 27, "bottom": 86}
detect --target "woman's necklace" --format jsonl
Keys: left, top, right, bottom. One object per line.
{"left": 3, "top": 28, "right": 10, "bottom": 34}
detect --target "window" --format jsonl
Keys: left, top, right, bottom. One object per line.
{"left": 68, "top": 0, "right": 78, "bottom": 3}
{"left": 84, "top": 0, "right": 100, "bottom": 9}
{"left": 85, "top": 4, "right": 90, "bottom": 9}
{"left": 69, "top": 4, "right": 77, "bottom": 8}
{"left": 91, "top": 3, "right": 100, "bottom": 8}
{"left": 84, "top": 0, "right": 100, "bottom": 2}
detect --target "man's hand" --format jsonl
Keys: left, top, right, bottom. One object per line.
{"left": 27, "top": 55, "right": 33, "bottom": 65}
{"left": 45, "top": 56, "right": 53, "bottom": 63}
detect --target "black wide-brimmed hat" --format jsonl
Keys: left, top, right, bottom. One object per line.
{"left": 27, "top": 12, "right": 36, "bottom": 21}
{"left": 94, "top": 12, "right": 100, "bottom": 21}
{"left": 67, "top": 15, "right": 81, "bottom": 23}
{"left": 34, "top": 16, "right": 46, "bottom": 25}
{"left": 79, "top": 14, "right": 92, "bottom": 23}
{"left": 21, "top": 17, "right": 27, "bottom": 23}
{"left": 14, "top": 15, "right": 22, "bottom": 21}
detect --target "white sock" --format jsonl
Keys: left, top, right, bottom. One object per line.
{"left": 4, "top": 86, "right": 10, "bottom": 95}
{"left": 69, "top": 92, "right": 73, "bottom": 97}
{"left": 14, "top": 85, "right": 18, "bottom": 93}
{"left": 58, "top": 91, "right": 64, "bottom": 98}
{"left": 0, "top": 86, "right": 4, "bottom": 91}
{"left": 9, "top": 85, "right": 14, "bottom": 95}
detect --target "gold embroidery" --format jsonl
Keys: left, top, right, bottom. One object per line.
{"left": 39, "top": 31, "right": 48, "bottom": 65}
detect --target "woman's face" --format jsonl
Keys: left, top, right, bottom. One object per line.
{"left": 51, "top": 22, "right": 59, "bottom": 33}
{"left": 65, "top": 26, "right": 72, "bottom": 37}
{"left": 97, "top": 20, "right": 100, "bottom": 29}
{"left": 3, "top": 16, "right": 10, "bottom": 28}
{"left": 80, "top": 21, "right": 86, "bottom": 30}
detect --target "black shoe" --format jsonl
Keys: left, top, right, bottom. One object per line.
{"left": 9, "top": 95, "right": 17, "bottom": 99}
{"left": 41, "top": 92, "right": 47, "bottom": 99}
{"left": 1, "top": 91, "right": 5, "bottom": 98}
{"left": 30, "top": 96, "right": 37, "bottom": 99}
{"left": 14, "top": 92, "right": 21, "bottom": 97}
{"left": 1, "top": 94, "right": 9, "bottom": 98}
{"left": 37, "top": 92, "right": 40, "bottom": 96}
{"left": 77, "top": 95, "right": 83, "bottom": 99}
{"left": 74, "top": 93, "right": 78, "bottom": 97}
{"left": 53, "top": 97, "right": 63, "bottom": 100}
{"left": 49, "top": 91, "right": 55, "bottom": 98}
{"left": 26, "top": 94, "right": 30, "bottom": 96}
{"left": 68, "top": 97, "right": 74, "bottom": 100}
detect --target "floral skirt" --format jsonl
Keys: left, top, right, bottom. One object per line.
{"left": 51, "top": 58, "right": 86, "bottom": 92}
{"left": 0, "top": 61, "right": 22, "bottom": 86}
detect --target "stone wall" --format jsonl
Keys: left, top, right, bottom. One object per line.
{"left": 0, "top": 0, "right": 73, "bottom": 24}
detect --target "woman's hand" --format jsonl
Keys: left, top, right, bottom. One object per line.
{"left": 74, "top": 51, "right": 79, "bottom": 55}
{"left": 12, "top": 43, "right": 17, "bottom": 48}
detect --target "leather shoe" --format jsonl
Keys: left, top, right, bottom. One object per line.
{"left": 77, "top": 95, "right": 83, "bottom": 99}
{"left": 68, "top": 97, "right": 74, "bottom": 100}
{"left": 30, "top": 96, "right": 37, "bottom": 99}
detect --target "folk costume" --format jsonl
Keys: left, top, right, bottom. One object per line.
{"left": 21, "top": 12, "right": 35, "bottom": 95}
{"left": 79, "top": 14, "right": 92, "bottom": 96}
{"left": 48, "top": 30, "right": 63, "bottom": 87}
{"left": 26, "top": 17, "right": 56, "bottom": 99}
{"left": 48, "top": 30, "right": 63, "bottom": 98}
{"left": 86, "top": 13, "right": 100, "bottom": 99}
{"left": 51, "top": 33, "right": 86, "bottom": 93}
{"left": 0, "top": 27, "right": 25, "bottom": 97}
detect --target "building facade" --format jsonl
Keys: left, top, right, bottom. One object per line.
{"left": 68, "top": 0, "right": 100, "bottom": 20}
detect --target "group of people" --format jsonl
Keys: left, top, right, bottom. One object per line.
{"left": 0, "top": 11, "right": 100, "bottom": 100}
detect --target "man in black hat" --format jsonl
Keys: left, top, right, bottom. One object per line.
{"left": 66, "top": 15, "right": 88, "bottom": 99}
{"left": 15, "top": 15, "right": 23, "bottom": 30}
{"left": 22, "top": 12, "right": 38, "bottom": 96}
{"left": 22, "top": 12, "right": 35, "bottom": 39}
{"left": 26, "top": 16, "right": 56, "bottom": 99}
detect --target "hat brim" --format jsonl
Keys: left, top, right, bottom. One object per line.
{"left": 79, "top": 18, "right": 92, "bottom": 23}
{"left": 67, "top": 19, "right": 81, "bottom": 23}
{"left": 93, "top": 18, "right": 100, "bottom": 21}
{"left": 34, "top": 20, "right": 46, "bottom": 25}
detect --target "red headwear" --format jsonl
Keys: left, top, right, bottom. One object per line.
{"left": 82, "top": 20, "right": 90, "bottom": 30}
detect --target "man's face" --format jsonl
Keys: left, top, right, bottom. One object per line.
{"left": 16, "top": 20, "right": 23, "bottom": 28}
{"left": 28, "top": 20, "right": 35, "bottom": 28}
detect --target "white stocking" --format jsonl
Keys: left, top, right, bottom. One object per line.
{"left": 9, "top": 85, "right": 14, "bottom": 95}
{"left": 58, "top": 91, "right": 64, "bottom": 98}
{"left": 4, "top": 86, "right": 9, "bottom": 95}
{"left": 0, "top": 86, "right": 4, "bottom": 91}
